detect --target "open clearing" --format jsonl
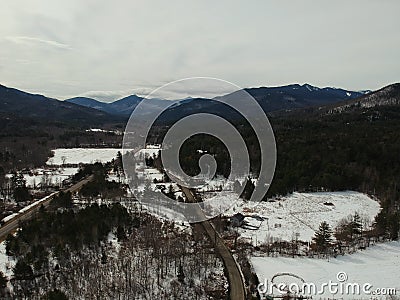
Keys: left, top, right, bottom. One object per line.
{"left": 226, "top": 191, "right": 381, "bottom": 243}
{"left": 252, "top": 241, "right": 400, "bottom": 299}
{"left": 47, "top": 148, "right": 121, "bottom": 165}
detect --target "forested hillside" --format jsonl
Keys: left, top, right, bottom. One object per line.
{"left": 164, "top": 102, "right": 400, "bottom": 240}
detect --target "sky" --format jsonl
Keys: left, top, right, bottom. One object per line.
{"left": 0, "top": 0, "right": 399, "bottom": 102}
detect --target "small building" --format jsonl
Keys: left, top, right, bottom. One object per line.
{"left": 231, "top": 213, "right": 245, "bottom": 227}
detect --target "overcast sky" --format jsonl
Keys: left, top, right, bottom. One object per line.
{"left": 0, "top": 0, "right": 399, "bottom": 101}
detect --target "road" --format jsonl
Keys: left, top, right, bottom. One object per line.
{"left": 180, "top": 186, "right": 246, "bottom": 300}
{"left": 0, "top": 175, "right": 93, "bottom": 242}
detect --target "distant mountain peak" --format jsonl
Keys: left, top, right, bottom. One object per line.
{"left": 302, "top": 83, "right": 320, "bottom": 91}
{"left": 357, "top": 89, "right": 372, "bottom": 95}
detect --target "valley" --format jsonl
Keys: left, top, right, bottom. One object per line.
{"left": 0, "top": 82, "right": 399, "bottom": 299}
{"left": 2, "top": 2, "right": 399, "bottom": 299}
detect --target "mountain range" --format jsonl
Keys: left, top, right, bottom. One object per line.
{"left": 65, "top": 83, "right": 370, "bottom": 117}
{"left": 0, "top": 84, "right": 120, "bottom": 125}
{"left": 66, "top": 95, "right": 144, "bottom": 116}
{"left": 1, "top": 82, "right": 400, "bottom": 128}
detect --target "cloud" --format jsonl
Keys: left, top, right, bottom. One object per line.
{"left": 74, "top": 88, "right": 154, "bottom": 102}
{"left": 142, "top": 78, "right": 241, "bottom": 100}
{"left": 5, "top": 36, "right": 71, "bottom": 50}
{"left": 0, "top": 0, "right": 399, "bottom": 99}
{"left": 71, "top": 79, "right": 239, "bottom": 102}
{"left": 75, "top": 90, "right": 132, "bottom": 102}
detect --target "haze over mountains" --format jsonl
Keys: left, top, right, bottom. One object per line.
{"left": 66, "top": 95, "right": 144, "bottom": 116}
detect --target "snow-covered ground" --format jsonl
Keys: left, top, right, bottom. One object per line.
{"left": 252, "top": 241, "right": 400, "bottom": 299}
{"left": 0, "top": 192, "right": 59, "bottom": 225}
{"left": 136, "top": 144, "right": 161, "bottom": 158}
{"left": 47, "top": 148, "right": 121, "bottom": 165}
{"left": 127, "top": 147, "right": 381, "bottom": 239}
{"left": 85, "top": 128, "right": 122, "bottom": 135}
{"left": 6, "top": 168, "right": 78, "bottom": 188}
{"left": 226, "top": 191, "right": 381, "bottom": 243}
{"left": 132, "top": 146, "right": 180, "bottom": 194}
{"left": 0, "top": 241, "right": 15, "bottom": 279}
{"left": 23, "top": 168, "right": 78, "bottom": 187}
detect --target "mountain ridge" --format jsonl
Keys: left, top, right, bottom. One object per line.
{"left": 66, "top": 83, "right": 370, "bottom": 116}
{"left": 326, "top": 83, "right": 400, "bottom": 114}
{"left": 2, "top": 82, "right": 398, "bottom": 126}
{"left": 0, "top": 84, "right": 121, "bottom": 125}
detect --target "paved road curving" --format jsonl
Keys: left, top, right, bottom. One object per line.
{"left": 0, "top": 175, "right": 93, "bottom": 242}
{"left": 180, "top": 186, "right": 246, "bottom": 300}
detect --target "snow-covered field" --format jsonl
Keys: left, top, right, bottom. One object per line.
{"left": 47, "top": 148, "right": 121, "bottom": 165}
{"left": 5, "top": 168, "right": 78, "bottom": 189}
{"left": 85, "top": 128, "right": 122, "bottom": 135}
{"left": 23, "top": 168, "right": 78, "bottom": 187}
{"left": 252, "top": 241, "right": 400, "bottom": 299}
{"left": 135, "top": 144, "right": 161, "bottom": 158}
{"left": 226, "top": 191, "right": 381, "bottom": 243}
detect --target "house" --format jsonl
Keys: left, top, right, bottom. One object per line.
{"left": 231, "top": 213, "right": 245, "bottom": 227}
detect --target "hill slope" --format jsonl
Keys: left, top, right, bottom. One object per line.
{"left": 327, "top": 83, "right": 400, "bottom": 113}
{"left": 66, "top": 97, "right": 115, "bottom": 114}
{"left": 0, "top": 85, "right": 120, "bottom": 125}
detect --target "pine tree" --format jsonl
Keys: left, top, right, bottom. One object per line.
{"left": 115, "top": 151, "right": 123, "bottom": 183}
{"left": 241, "top": 176, "right": 255, "bottom": 200}
{"left": 11, "top": 172, "right": 26, "bottom": 189}
{"left": 44, "top": 289, "right": 69, "bottom": 300}
{"left": 313, "top": 221, "right": 333, "bottom": 254}
{"left": 177, "top": 265, "right": 185, "bottom": 283}
{"left": 13, "top": 186, "right": 30, "bottom": 203}
{"left": 350, "top": 212, "right": 363, "bottom": 240}
{"left": 166, "top": 184, "right": 175, "bottom": 200}
{"left": 13, "top": 260, "right": 33, "bottom": 280}
{"left": 11, "top": 172, "right": 30, "bottom": 202}
{"left": 0, "top": 271, "right": 7, "bottom": 289}
{"left": 116, "top": 151, "right": 123, "bottom": 168}
{"left": 116, "top": 225, "right": 126, "bottom": 241}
